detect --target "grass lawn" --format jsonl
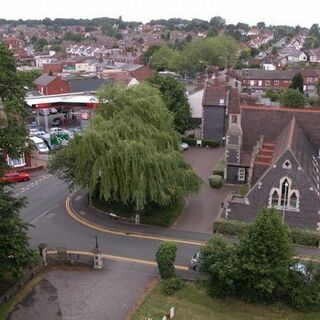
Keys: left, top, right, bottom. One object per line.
{"left": 131, "top": 281, "right": 320, "bottom": 320}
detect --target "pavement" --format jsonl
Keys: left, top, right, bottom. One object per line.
{"left": 175, "top": 147, "right": 235, "bottom": 232}
{"left": 7, "top": 261, "right": 158, "bottom": 320}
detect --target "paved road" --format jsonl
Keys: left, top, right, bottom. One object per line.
{"left": 175, "top": 147, "right": 235, "bottom": 232}
{"left": 13, "top": 170, "right": 199, "bottom": 267}
{"left": 13, "top": 171, "right": 68, "bottom": 224}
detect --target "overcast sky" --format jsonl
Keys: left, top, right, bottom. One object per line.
{"left": 0, "top": 0, "right": 319, "bottom": 28}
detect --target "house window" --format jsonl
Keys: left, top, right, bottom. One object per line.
{"left": 290, "top": 192, "right": 298, "bottom": 208}
{"left": 271, "top": 190, "right": 279, "bottom": 206}
{"left": 274, "top": 80, "right": 280, "bottom": 86}
{"left": 7, "top": 155, "right": 26, "bottom": 168}
{"left": 268, "top": 176, "right": 299, "bottom": 210}
{"left": 231, "top": 115, "right": 237, "bottom": 124}
{"left": 280, "top": 178, "right": 290, "bottom": 206}
{"left": 265, "top": 80, "right": 271, "bottom": 86}
{"left": 238, "top": 168, "right": 245, "bottom": 182}
{"left": 283, "top": 160, "right": 292, "bottom": 169}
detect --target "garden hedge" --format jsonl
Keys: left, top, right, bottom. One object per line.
{"left": 181, "top": 137, "right": 220, "bottom": 148}
{"left": 209, "top": 175, "right": 223, "bottom": 189}
{"left": 213, "top": 218, "right": 320, "bottom": 247}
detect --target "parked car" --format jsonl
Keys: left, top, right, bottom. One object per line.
{"left": 29, "top": 128, "right": 42, "bottom": 137}
{"left": 190, "top": 251, "right": 201, "bottom": 271}
{"left": 29, "top": 136, "right": 49, "bottom": 154}
{"left": 49, "top": 127, "right": 63, "bottom": 134}
{"left": 0, "top": 171, "right": 30, "bottom": 183}
{"left": 51, "top": 117, "right": 62, "bottom": 126}
{"left": 38, "top": 109, "right": 49, "bottom": 116}
{"left": 49, "top": 107, "right": 58, "bottom": 114}
{"left": 179, "top": 142, "right": 189, "bottom": 152}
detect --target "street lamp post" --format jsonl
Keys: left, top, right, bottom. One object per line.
{"left": 282, "top": 181, "right": 289, "bottom": 224}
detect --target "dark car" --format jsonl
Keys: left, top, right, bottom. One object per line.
{"left": 51, "top": 117, "right": 62, "bottom": 126}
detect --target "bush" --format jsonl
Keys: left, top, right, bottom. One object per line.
{"left": 181, "top": 137, "right": 220, "bottom": 148}
{"left": 236, "top": 184, "right": 249, "bottom": 197}
{"left": 213, "top": 219, "right": 320, "bottom": 247}
{"left": 162, "top": 278, "right": 185, "bottom": 295}
{"left": 284, "top": 268, "right": 320, "bottom": 311}
{"left": 212, "top": 158, "right": 225, "bottom": 177}
{"left": 181, "top": 137, "right": 197, "bottom": 146}
{"left": 213, "top": 219, "right": 249, "bottom": 236}
{"left": 209, "top": 175, "right": 223, "bottom": 189}
{"left": 202, "top": 139, "right": 220, "bottom": 148}
{"left": 155, "top": 242, "right": 177, "bottom": 279}
{"left": 290, "top": 228, "right": 320, "bottom": 247}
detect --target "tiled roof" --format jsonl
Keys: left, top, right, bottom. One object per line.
{"left": 34, "top": 74, "right": 57, "bottom": 86}
{"left": 202, "top": 82, "right": 227, "bottom": 106}
{"left": 240, "top": 69, "right": 296, "bottom": 80}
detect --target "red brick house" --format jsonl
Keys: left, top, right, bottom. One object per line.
{"left": 42, "top": 62, "right": 63, "bottom": 74}
{"left": 130, "top": 65, "right": 153, "bottom": 81}
{"left": 240, "top": 68, "right": 319, "bottom": 95}
{"left": 34, "top": 74, "right": 70, "bottom": 95}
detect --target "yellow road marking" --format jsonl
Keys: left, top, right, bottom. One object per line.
{"left": 47, "top": 249, "right": 189, "bottom": 271}
{"left": 65, "top": 194, "right": 319, "bottom": 262}
{"left": 66, "top": 193, "right": 204, "bottom": 246}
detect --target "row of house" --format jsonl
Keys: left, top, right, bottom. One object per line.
{"left": 238, "top": 68, "right": 319, "bottom": 96}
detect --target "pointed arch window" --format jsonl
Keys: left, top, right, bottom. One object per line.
{"left": 268, "top": 177, "right": 299, "bottom": 211}
{"left": 271, "top": 190, "right": 279, "bottom": 206}
{"left": 290, "top": 192, "right": 298, "bottom": 208}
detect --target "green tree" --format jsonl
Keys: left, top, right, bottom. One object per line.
{"left": 155, "top": 241, "right": 177, "bottom": 279}
{"left": 209, "top": 16, "right": 226, "bottom": 31}
{"left": 0, "top": 45, "right": 37, "bottom": 280}
{"left": 49, "top": 84, "right": 200, "bottom": 211}
{"left": 257, "top": 21, "right": 266, "bottom": 29}
{"left": 200, "top": 235, "right": 238, "bottom": 297}
{"left": 149, "top": 45, "right": 179, "bottom": 71}
{"left": 281, "top": 88, "right": 307, "bottom": 108}
{"left": 237, "top": 208, "right": 293, "bottom": 302}
{"left": 16, "top": 70, "right": 41, "bottom": 89}
{"left": 143, "top": 44, "right": 161, "bottom": 65}
{"left": 290, "top": 73, "right": 304, "bottom": 93}
{"left": 147, "top": 74, "right": 191, "bottom": 133}
{"left": 35, "top": 38, "right": 48, "bottom": 51}
{"left": 317, "top": 77, "right": 320, "bottom": 96}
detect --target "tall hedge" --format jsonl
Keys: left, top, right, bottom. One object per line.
{"left": 155, "top": 241, "right": 177, "bottom": 279}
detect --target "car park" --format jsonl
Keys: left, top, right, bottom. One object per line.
{"left": 0, "top": 171, "right": 30, "bottom": 183}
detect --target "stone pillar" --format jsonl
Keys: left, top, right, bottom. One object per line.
{"left": 38, "top": 243, "right": 48, "bottom": 266}
{"left": 92, "top": 236, "right": 103, "bottom": 270}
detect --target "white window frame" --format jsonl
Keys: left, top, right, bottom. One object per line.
{"left": 238, "top": 168, "right": 245, "bottom": 182}
{"left": 7, "top": 154, "right": 26, "bottom": 168}
{"left": 268, "top": 176, "right": 300, "bottom": 211}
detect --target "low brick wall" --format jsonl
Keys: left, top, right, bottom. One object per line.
{"left": 0, "top": 265, "right": 41, "bottom": 305}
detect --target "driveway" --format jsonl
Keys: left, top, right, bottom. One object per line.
{"left": 174, "top": 147, "right": 235, "bottom": 233}
{"left": 8, "top": 262, "right": 156, "bottom": 320}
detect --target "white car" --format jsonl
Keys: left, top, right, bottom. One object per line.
{"left": 49, "top": 107, "right": 58, "bottom": 114}
{"left": 49, "top": 127, "right": 63, "bottom": 134}
{"left": 179, "top": 142, "right": 189, "bottom": 152}
{"left": 29, "top": 128, "right": 42, "bottom": 137}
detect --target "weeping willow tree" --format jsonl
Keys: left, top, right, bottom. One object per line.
{"left": 50, "top": 83, "right": 200, "bottom": 211}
